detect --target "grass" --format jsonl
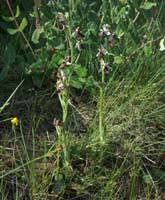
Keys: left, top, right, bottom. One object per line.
{"left": 0, "top": 0, "right": 164, "bottom": 199}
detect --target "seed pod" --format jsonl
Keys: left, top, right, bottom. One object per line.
{"left": 50, "top": 47, "right": 55, "bottom": 56}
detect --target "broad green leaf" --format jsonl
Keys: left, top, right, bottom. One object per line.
{"left": 55, "top": 44, "right": 65, "bottom": 50}
{"left": 50, "top": 54, "right": 63, "bottom": 67}
{"left": 85, "top": 76, "right": 96, "bottom": 88}
{"left": 32, "top": 75, "right": 43, "bottom": 88}
{"left": 114, "top": 56, "right": 124, "bottom": 64}
{"left": 140, "top": 2, "right": 157, "bottom": 10}
{"left": 18, "top": 18, "right": 28, "bottom": 32}
{"left": 159, "top": 38, "right": 165, "bottom": 51}
{"left": 29, "top": 61, "right": 42, "bottom": 72}
{"left": 7, "top": 28, "right": 18, "bottom": 35}
{"left": 74, "top": 65, "right": 87, "bottom": 77}
{"left": 51, "top": 174, "right": 65, "bottom": 194}
{"left": 78, "top": 77, "right": 87, "bottom": 83}
{"left": 31, "top": 28, "right": 42, "bottom": 44}
{"left": 70, "top": 77, "right": 83, "bottom": 89}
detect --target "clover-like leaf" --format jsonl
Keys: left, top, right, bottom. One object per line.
{"left": 140, "top": 2, "right": 157, "bottom": 10}
{"left": 18, "top": 18, "right": 28, "bottom": 32}
{"left": 7, "top": 28, "right": 18, "bottom": 35}
{"left": 74, "top": 65, "right": 87, "bottom": 77}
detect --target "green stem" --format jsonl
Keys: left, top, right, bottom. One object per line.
{"left": 61, "top": 128, "right": 70, "bottom": 168}
{"left": 56, "top": 16, "right": 74, "bottom": 173}
{"left": 59, "top": 93, "right": 68, "bottom": 123}
{"left": 99, "top": 59, "right": 105, "bottom": 143}
{"left": 68, "top": 0, "right": 74, "bottom": 14}
{"left": 58, "top": 90, "right": 70, "bottom": 172}
{"left": 6, "top": 0, "right": 36, "bottom": 60}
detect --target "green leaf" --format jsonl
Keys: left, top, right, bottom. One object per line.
{"left": 144, "top": 45, "right": 152, "bottom": 57}
{"left": 55, "top": 43, "right": 65, "bottom": 50}
{"left": 159, "top": 38, "right": 165, "bottom": 51}
{"left": 49, "top": 54, "right": 62, "bottom": 68}
{"left": 2, "top": 5, "right": 20, "bottom": 22}
{"left": 0, "top": 65, "right": 10, "bottom": 81}
{"left": 15, "top": 5, "right": 20, "bottom": 18}
{"left": 85, "top": 76, "right": 96, "bottom": 88}
{"left": 18, "top": 18, "right": 28, "bottom": 32}
{"left": 7, "top": 28, "right": 18, "bottom": 35}
{"left": 0, "top": 43, "right": 15, "bottom": 81}
{"left": 29, "top": 61, "right": 42, "bottom": 72}
{"left": 2, "top": 16, "right": 15, "bottom": 22}
{"left": 51, "top": 174, "right": 66, "bottom": 194}
{"left": 3, "top": 43, "right": 16, "bottom": 65}
{"left": 70, "top": 77, "right": 83, "bottom": 89}
{"left": 143, "top": 175, "right": 152, "bottom": 184}
{"left": 114, "top": 56, "right": 124, "bottom": 64}
{"left": 74, "top": 65, "right": 87, "bottom": 77}
{"left": 115, "top": 25, "right": 124, "bottom": 38}
{"left": 140, "top": 2, "right": 157, "bottom": 10}
{"left": 32, "top": 74, "right": 43, "bottom": 88}
{"left": 31, "top": 28, "right": 42, "bottom": 44}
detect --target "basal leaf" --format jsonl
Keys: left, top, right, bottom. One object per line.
{"left": 32, "top": 74, "right": 43, "bottom": 88}
{"left": 74, "top": 65, "right": 87, "bottom": 77}
{"left": 114, "top": 56, "right": 124, "bottom": 64}
{"left": 70, "top": 77, "right": 83, "bottom": 89}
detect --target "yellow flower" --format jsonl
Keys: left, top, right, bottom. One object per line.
{"left": 11, "top": 117, "right": 19, "bottom": 126}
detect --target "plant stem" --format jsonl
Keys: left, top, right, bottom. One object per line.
{"left": 6, "top": 0, "right": 36, "bottom": 60}
{"left": 99, "top": 59, "right": 105, "bottom": 143}
{"left": 58, "top": 88, "right": 70, "bottom": 172}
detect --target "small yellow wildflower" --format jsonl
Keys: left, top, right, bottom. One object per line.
{"left": 11, "top": 117, "right": 19, "bottom": 126}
